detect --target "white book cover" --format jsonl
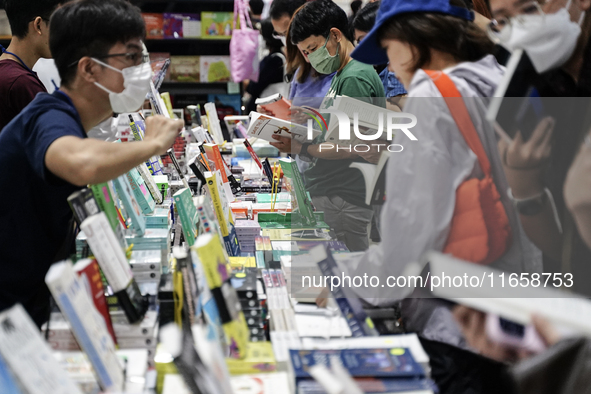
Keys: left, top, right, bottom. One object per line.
{"left": 45, "top": 261, "right": 124, "bottom": 392}
{"left": 0, "top": 304, "right": 82, "bottom": 394}
{"left": 230, "top": 372, "right": 291, "bottom": 394}
{"left": 80, "top": 212, "right": 133, "bottom": 292}
{"left": 247, "top": 111, "right": 314, "bottom": 143}
{"left": 423, "top": 251, "right": 591, "bottom": 337}
{"left": 204, "top": 102, "right": 225, "bottom": 145}
{"left": 321, "top": 95, "right": 409, "bottom": 146}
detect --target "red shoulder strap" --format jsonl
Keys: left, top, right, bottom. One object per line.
{"left": 424, "top": 70, "right": 491, "bottom": 177}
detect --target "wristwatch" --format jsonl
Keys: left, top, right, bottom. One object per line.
{"left": 507, "top": 188, "right": 549, "bottom": 216}
{"left": 299, "top": 142, "right": 313, "bottom": 160}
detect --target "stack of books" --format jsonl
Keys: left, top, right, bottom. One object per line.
{"left": 231, "top": 267, "right": 265, "bottom": 342}
{"left": 234, "top": 219, "right": 261, "bottom": 254}
{"left": 288, "top": 348, "right": 436, "bottom": 394}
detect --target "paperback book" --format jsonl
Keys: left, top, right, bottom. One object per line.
{"left": 194, "top": 233, "right": 249, "bottom": 359}
{"left": 45, "top": 261, "right": 124, "bottom": 392}
{"left": 310, "top": 244, "right": 379, "bottom": 337}
{"left": 0, "top": 305, "right": 82, "bottom": 394}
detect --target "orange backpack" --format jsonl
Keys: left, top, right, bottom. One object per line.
{"left": 425, "top": 70, "right": 511, "bottom": 265}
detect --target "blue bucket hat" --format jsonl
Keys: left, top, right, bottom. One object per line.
{"left": 351, "top": 0, "right": 475, "bottom": 65}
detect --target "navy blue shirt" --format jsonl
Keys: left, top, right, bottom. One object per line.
{"left": 0, "top": 90, "right": 85, "bottom": 326}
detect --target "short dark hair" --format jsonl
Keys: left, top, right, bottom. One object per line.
{"left": 350, "top": 0, "right": 363, "bottom": 15}
{"left": 49, "top": 0, "right": 145, "bottom": 87}
{"left": 261, "top": 18, "right": 283, "bottom": 51}
{"left": 270, "top": 0, "right": 306, "bottom": 20}
{"left": 376, "top": 0, "right": 494, "bottom": 72}
{"left": 352, "top": 1, "right": 380, "bottom": 33}
{"left": 3, "top": 0, "right": 62, "bottom": 39}
{"left": 249, "top": 0, "right": 265, "bottom": 16}
{"left": 290, "top": 0, "right": 354, "bottom": 44}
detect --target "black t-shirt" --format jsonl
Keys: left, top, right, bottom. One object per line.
{"left": 245, "top": 51, "right": 286, "bottom": 113}
{"left": 0, "top": 59, "right": 47, "bottom": 131}
{"left": 0, "top": 90, "right": 85, "bottom": 326}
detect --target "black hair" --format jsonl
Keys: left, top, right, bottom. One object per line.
{"left": 352, "top": 1, "right": 380, "bottom": 33}
{"left": 249, "top": 0, "right": 265, "bottom": 16}
{"left": 350, "top": 0, "right": 363, "bottom": 16}
{"left": 3, "top": 0, "right": 62, "bottom": 39}
{"left": 376, "top": 0, "right": 493, "bottom": 72}
{"left": 261, "top": 18, "right": 283, "bottom": 52}
{"left": 49, "top": 0, "right": 145, "bottom": 87}
{"left": 290, "top": 0, "right": 354, "bottom": 44}
{"left": 270, "top": 0, "right": 307, "bottom": 20}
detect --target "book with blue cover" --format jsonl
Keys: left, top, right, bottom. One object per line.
{"left": 297, "top": 376, "right": 436, "bottom": 394}
{"left": 0, "top": 352, "right": 22, "bottom": 394}
{"left": 289, "top": 348, "right": 425, "bottom": 381}
{"left": 310, "top": 244, "right": 378, "bottom": 337}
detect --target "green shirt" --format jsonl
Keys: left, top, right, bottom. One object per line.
{"left": 304, "top": 59, "right": 386, "bottom": 208}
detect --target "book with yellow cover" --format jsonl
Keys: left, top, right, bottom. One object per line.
{"left": 195, "top": 233, "right": 249, "bottom": 359}
{"left": 225, "top": 342, "right": 276, "bottom": 375}
{"left": 205, "top": 170, "right": 240, "bottom": 256}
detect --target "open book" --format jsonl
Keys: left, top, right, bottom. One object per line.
{"left": 255, "top": 93, "right": 291, "bottom": 121}
{"left": 420, "top": 251, "right": 591, "bottom": 337}
{"left": 321, "top": 95, "right": 397, "bottom": 146}
{"left": 247, "top": 112, "right": 316, "bottom": 143}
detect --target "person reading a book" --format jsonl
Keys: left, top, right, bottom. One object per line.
{"left": 266, "top": 0, "right": 336, "bottom": 112}
{"left": 0, "top": 0, "right": 184, "bottom": 328}
{"left": 0, "top": 0, "right": 63, "bottom": 131}
{"left": 327, "top": 0, "right": 541, "bottom": 348}
{"left": 488, "top": 0, "right": 591, "bottom": 296}
{"left": 271, "top": 0, "right": 386, "bottom": 252}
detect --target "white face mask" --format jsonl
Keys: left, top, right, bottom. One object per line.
{"left": 498, "top": 0, "right": 584, "bottom": 73}
{"left": 279, "top": 36, "right": 287, "bottom": 46}
{"left": 92, "top": 58, "right": 152, "bottom": 113}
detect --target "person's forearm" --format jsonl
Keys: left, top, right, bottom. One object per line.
{"left": 51, "top": 138, "right": 160, "bottom": 186}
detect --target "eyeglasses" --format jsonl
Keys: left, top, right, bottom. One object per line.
{"left": 487, "top": 1, "right": 544, "bottom": 42}
{"left": 68, "top": 51, "right": 144, "bottom": 68}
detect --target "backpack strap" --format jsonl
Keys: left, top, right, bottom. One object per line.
{"left": 424, "top": 70, "right": 492, "bottom": 177}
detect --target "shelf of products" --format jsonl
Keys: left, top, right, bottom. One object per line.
{"left": 159, "top": 81, "right": 230, "bottom": 95}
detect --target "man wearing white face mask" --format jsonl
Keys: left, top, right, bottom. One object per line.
{"left": 0, "top": 0, "right": 184, "bottom": 327}
{"left": 488, "top": 0, "right": 591, "bottom": 295}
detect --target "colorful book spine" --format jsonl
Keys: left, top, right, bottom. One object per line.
{"left": 309, "top": 245, "right": 379, "bottom": 337}
{"left": 126, "top": 167, "right": 156, "bottom": 215}
{"left": 205, "top": 171, "right": 241, "bottom": 256}
{"left": 203, "top": 143, "right": 241, "bottom": 196}
{"left": 113, "top": 174, "right": 146, "bottom": 236}
{"left": 74, "top": 258, "right": 118, "bottom": 346}
{"left": 279, "top": 158, "right": 317, "bottom": 227}
{"left": 80, "top": 213, "right": 147, "bottom": 323}
{"left": 194, "top": 233, "right": 249, "bottom": 359}
{"left": 45, "top": 261, "right": 124, "bottom": 392}
{"left": 0, "top": 305, "right": 82, "bottom": 394}
{"left": 136, "top": 162, "right": 164, "bottom": 204}
{"left": 67, "top": 188, "right": 101, "bottom": 225}
{"left": 311, "top": 245, "right": 379, "bottom": 338}
{"left": 173, "top": 188, "right": 199, "bottom": 247}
